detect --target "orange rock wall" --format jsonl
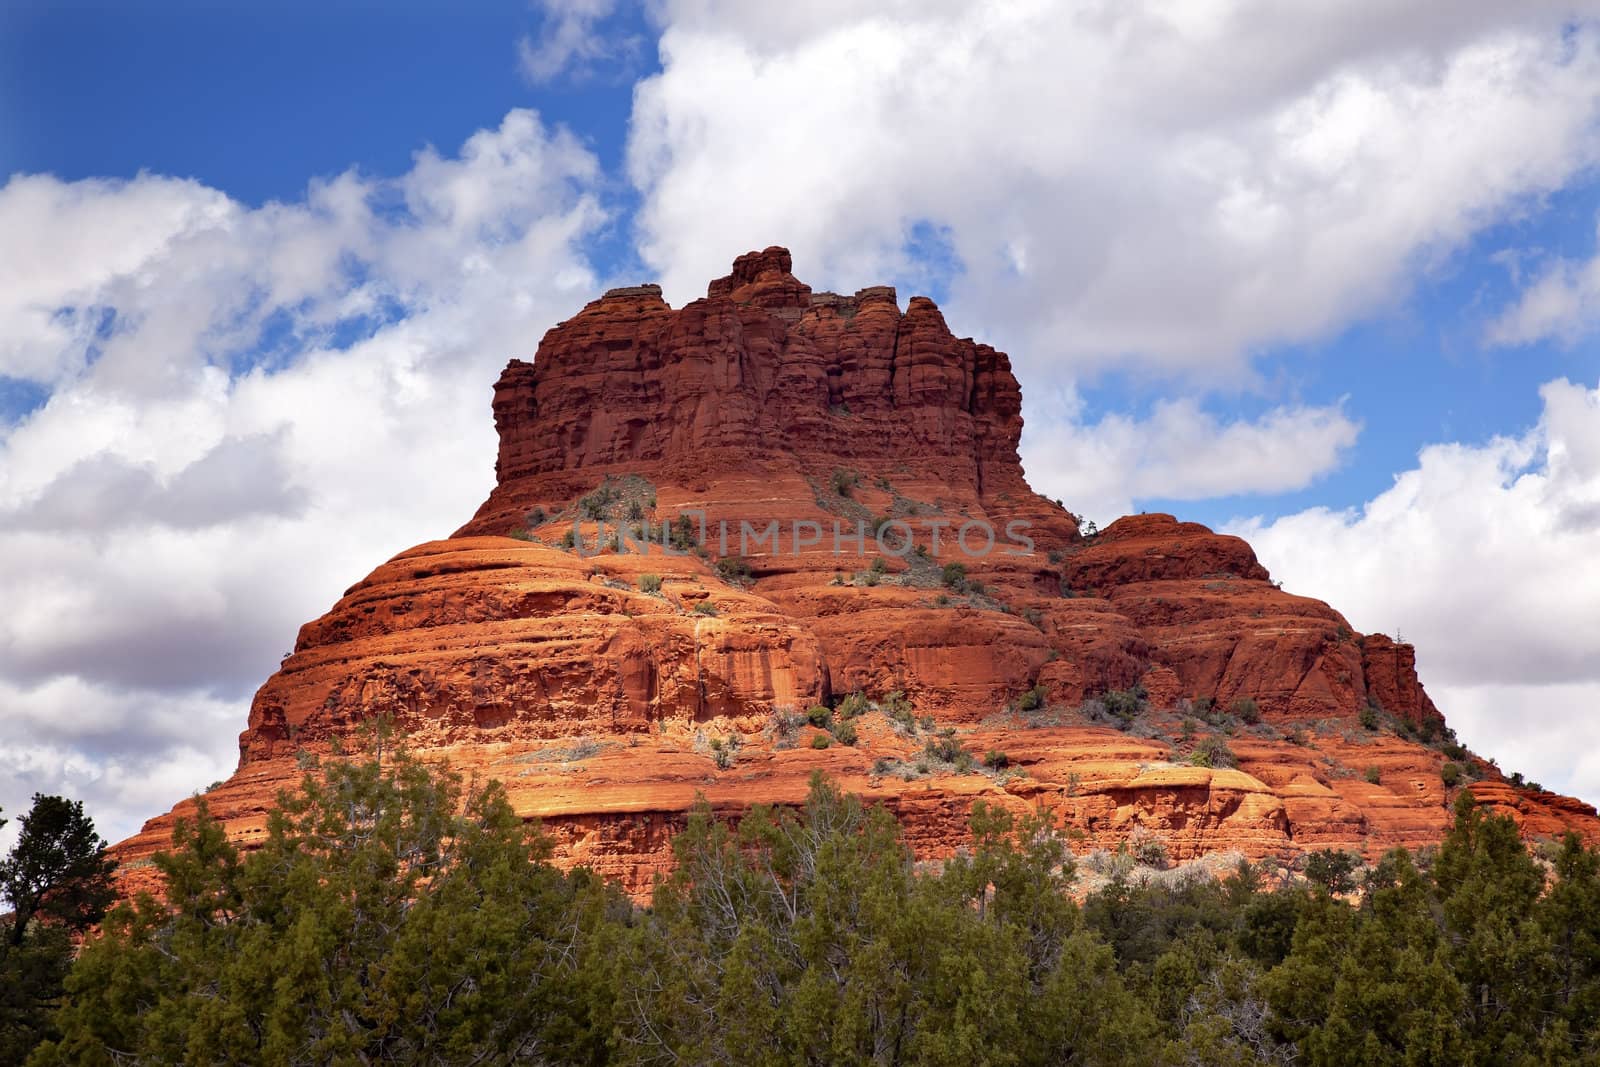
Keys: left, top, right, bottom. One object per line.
{"left": 114, "top": 248, "right": 1599, "bottom": 895}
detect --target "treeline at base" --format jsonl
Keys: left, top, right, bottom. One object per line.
{"left": 6, "top": 740, "right": 1600, "bottom": 1066}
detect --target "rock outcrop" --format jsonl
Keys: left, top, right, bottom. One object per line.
{"left": 115, "top": 248, "right": 1599, "bottom": 895}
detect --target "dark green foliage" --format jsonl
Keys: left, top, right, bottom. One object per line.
{"left": 1, "top": 796, "right": 117, "bottom": 1062}
{"left": 30, "top": 739, "right": 625, "bottom": 1066}
{"left": 829, "top": 467, "right": 858, "bottom": 496}
{"left": 983, "top": 749, "right": 1010, "bottom": 770}
{"left": 809, "top": 733, "right": 831, "bottom": 750}
{"left": 714, "top": 556, "right": 752, "bottom": 583}
{"left": 880, "top": 689, "right": 915, "bottom": 729}
{"left": 1364, "top": 765, "right": 1382, "bottom": 784}
{"left": 1016, "top": 683, "right": 1049, "bottom": 712}
{"left": 1190, "top": 735, "right": 1237, "bottom": 769}
{"left": 691, "top": 600, "right": 717, "bottom": 616}
{"left": 580, "top": 482, "right": 618, "bottom": 519}
{"left": 3, "top": 795, "right": 117, "bottom": 949}
{"left": 941, "top": 561, "right": 967, "bottom": 588}
{"left": 923, "top": 731, "right": 967, "bottom": 764}
{"left": 804, "top": 704, "right": 831, "bottom": 728}
{"left": 668, "top": 513, "right": 699, "bottom": 550}
{"left": 1100, "top": 684, "right": 1148, "bottom": 724}
{"left": 830, "top": 717, "right": 858, "bottom": 746}
{"left": 835, "top": 691, "right": 870, "bottom": 719}
{"left": 28, "top": 753, "right": 1600, "bottom": 1066}
{"left": 1230, "top": 696, "right": 1261, "bottom": 725}
{"left": 1441, "top": 761, "right": 1462, "bottom": 787}
{"left": 1359, "top": 701, "right": 1381, "bottom": 731}
{"left": 616, "top": 782, "right": 1158, "bottom": 1064}
{"left": 1304, "top": 849, "right": 1361, "bottom": 895}
{"left": 638, "top": 573, "right": 662, "bottom": 594}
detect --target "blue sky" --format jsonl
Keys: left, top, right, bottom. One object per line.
{"left": 3, "top": 1, "right": 1600, "bottom": 840}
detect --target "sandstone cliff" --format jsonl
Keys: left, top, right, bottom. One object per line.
{"left": 116, "top": 248, "right": 1598, "bottom": 894}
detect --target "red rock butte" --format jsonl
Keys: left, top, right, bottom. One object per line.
{"left": 117, "top": 247, "right": 1599, "bottom": 893}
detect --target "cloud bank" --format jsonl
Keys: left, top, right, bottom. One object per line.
{"left": 631, "top": 0, "right": 1600, "bottom": 378}
{"left": 1234, "top": 379, "right": 1600, "bottom": 800}
{"left": 0, "top": 111, "right": 606, "bottom": 845}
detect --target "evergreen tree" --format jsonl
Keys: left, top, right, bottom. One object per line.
{"left": 0, "top": 794, "right": 117, "bottom": 1062}
{"left": 25, "top": 753, "right": 1600, "bottom": 1065}
{"left": 1540, "top": 833, "right": 1600, "bottom": 1056}
{"left": 1434, "top": 792, "right": 1558, "bottom": 1059}
{"left": 32, "top": 736, "right": 623, "bottom": 1065}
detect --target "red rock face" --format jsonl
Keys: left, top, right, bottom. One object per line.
{"left": 114, "top": 248, "right": 1598, "bottom": 896}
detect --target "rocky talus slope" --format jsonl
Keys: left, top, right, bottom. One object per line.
{"left": 116, "top": 248, "right": 1599, "bottom": 893}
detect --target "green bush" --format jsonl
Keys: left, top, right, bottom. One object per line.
{"left": 1304, "top": 848, "right": 1360, "bottom": 894}
{"left": 831, "top": 719, "right": 858, "bottom": 746}
{"left": 924, "top": 732, "right": 967, "bottom": 764}
{"left": 1016, "top": 684, "right": 1049, "bottom": 713}
{"left": 1359, "top": 701, "right": 1381, "bottom": 731}
{"left": 1230, "top": 697, "right": 1261, "bottom": 724}
{"left": 868, "top": 556, "right": 888, "bottom": 576}
{"left": 830, "top": 468, "right": 858, "bottom": 496}
{"left": 1101, "top": 685, "right": 1148, "bottom": 724}
{"left": 1441, "top": 762, "right": 1462, "bottom": 787}
{"left": 1364, "top": 765, "right": 1382, "bottom": 784}
{"left": 715, "top": 556, "right": 753, "bottom": 583}
{"left": 691, "top": 601, "right": 718, "bottom": 617}
{"left": 880, "top": 690, "right": 914, "bottom": 728}
{"left": 638, "top": 573, "right": 662, "bottom": 594}
{"left": 668, "top": 513, "right": 700, "bottom": 550}
{"left": 837, "top": 692, "right": 870, "bottom": 720}
{"left": 983, "top": 749, "right": 1010, "bottom": 770}
{"left": 810, "top": 733, "right": 832, "bottom": 750}
{"left": 805, "top": 705, "right": 832, "bottom": 728}
{"left": 1190, "top": 736, "right": 1237, "bottom": 769}
{"left": 941, "top": 562, "right": 967, "bottom": 589}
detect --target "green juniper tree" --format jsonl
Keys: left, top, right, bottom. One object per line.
{"left": 0, "top": 795, "right": 118, "bottom": 1062}
{"left": 32, "top": 736, "right": 624, "bottom": 1066}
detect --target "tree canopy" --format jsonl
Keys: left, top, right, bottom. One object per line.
{"left": 16, "top": 747, "right": 1600, "bottom": 1065}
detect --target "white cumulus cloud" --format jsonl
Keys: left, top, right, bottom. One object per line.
{"left": 1487, "top": 215, "right": 1600, "bottom": 346}
{"left": 517, "top": 0, "right": 643, "bottom": 84}
{"left": 1233, "top": 378, "right": 1600, "bottom": 803}
{"left": 0, "top": 109, "right": 607, "bottom": 849}
{"left": 630, "top": 0, "right": 1600, "bottom": 383}
{"left": 1021, "top": 395, "right": 1361, "bottom": 523}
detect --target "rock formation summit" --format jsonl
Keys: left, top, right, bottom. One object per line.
{"left": 118, "top": 247, "right": 1599, "bottom": 891}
